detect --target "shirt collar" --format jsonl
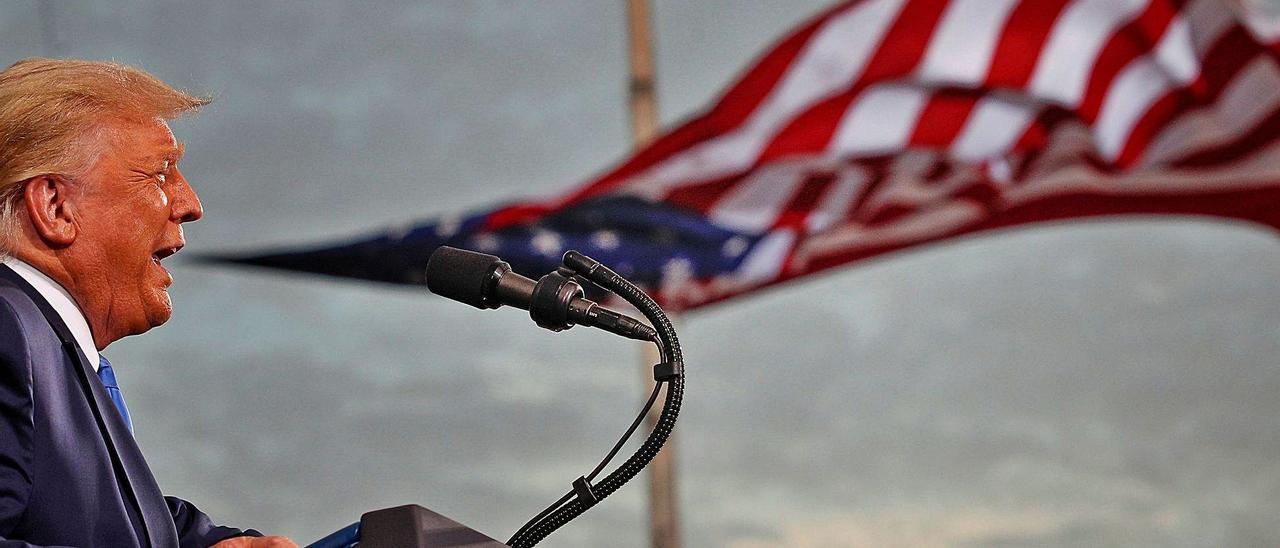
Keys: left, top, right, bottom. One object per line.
{"left": 2, "top": 257, "right": 101, "bottom": 371}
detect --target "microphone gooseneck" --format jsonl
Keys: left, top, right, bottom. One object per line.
{"left": 426, "top": 246, "right": 656, "bottom": 342}
{"left": 504, "top": 248, "right": 685, "bottom": 548}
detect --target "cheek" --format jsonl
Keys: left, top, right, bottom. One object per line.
{"left": 155, "top": 184, "right": 170, "bottom": 208}
{"left": 126, "top": 187, "right": 173, "bottom": 239}
{"left": 143, "top": 183, "right": 170, "bottom": 215}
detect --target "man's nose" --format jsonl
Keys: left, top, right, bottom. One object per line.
{"left": 169, "top": 167, "right": 203, "bottom": 223}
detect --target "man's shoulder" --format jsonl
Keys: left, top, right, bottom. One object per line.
{"left": 0, "top": 273, "right": 41, "bottom": 317}
{"left": 0, "top": 273, "right": 69, "bottom": 395}
{"left": 0, "top": 275, "right": 55, "bottom": 347}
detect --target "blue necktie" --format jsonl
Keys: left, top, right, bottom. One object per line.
{"left": 97, "top": 356, "right": 133, "bottom": 433}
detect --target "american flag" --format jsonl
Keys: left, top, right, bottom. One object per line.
{"left": 220, "top": 0, "right": 1280, "bottom": 311}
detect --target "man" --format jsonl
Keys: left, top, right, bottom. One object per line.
{"left": 0, "top": 59, "right": 295, "bottom": 547}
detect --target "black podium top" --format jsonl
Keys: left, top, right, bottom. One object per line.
{"left": 360, "top": 504, "right": 508, "bottom": 548}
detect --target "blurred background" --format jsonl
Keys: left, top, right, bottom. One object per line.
{"left": 4, "top": 1, "right": 1280, "bottom": 546}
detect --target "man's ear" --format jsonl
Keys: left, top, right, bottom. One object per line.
{"left": 22, "top": 175, "right": 77, "bottom": 247}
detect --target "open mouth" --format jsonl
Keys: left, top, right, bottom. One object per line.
{"left": 152, "top": 244, "right": 183, "bottom": 265}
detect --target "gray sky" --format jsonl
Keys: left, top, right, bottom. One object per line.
{"left": 4, "top": 2, "right": 1280, "bottom": 546}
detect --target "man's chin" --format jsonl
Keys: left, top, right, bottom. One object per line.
{"left": 144, "top": 291, "right": 174, "bottom": 329}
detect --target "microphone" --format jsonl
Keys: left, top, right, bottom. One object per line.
{"left": 426, "top": 246, "right": 656, "bottom": 342}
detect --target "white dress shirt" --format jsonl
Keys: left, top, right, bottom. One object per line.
{"left": 2, "top": 256, "right": 100, "bottom": 371}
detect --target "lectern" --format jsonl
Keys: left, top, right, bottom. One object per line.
{"left": 307, "top": 505, "right": 507, "bottom": 548}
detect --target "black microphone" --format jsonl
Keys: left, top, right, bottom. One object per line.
{"left": 426, "top": 246, "right": 656, "bottom": 342}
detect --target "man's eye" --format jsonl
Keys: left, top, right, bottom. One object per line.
{"left": 156, "top": 161, "right": 171, "bottom": 183}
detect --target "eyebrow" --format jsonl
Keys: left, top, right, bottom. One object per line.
{"left": 143, "top": 143, "right": 185, "bottom": 168}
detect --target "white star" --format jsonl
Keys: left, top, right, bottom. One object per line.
{"left": 530, "top": 230, "right": 563, "bottom": 257}
{"left": 661, "top": 257, "right": 694, "bottom": 283}
{"left": 590, "top": 230, "right": 621, "bottom": 250}
{"left": 435, "top": 214, "right": 463, "bottom": 238}
{"left": 473, "top": 234, "right": 500, "bottom": 252}
{"left": 387, "top": 222, "right": 415, "bottom": 242}
{"left": 721, "top": 236, "right": 749, "bottom": 258}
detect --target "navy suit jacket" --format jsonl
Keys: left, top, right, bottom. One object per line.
{"left": 0, "top": 265, "right": 259, "bottom": 547}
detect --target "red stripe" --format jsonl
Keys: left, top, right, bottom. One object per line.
{"left": 846, "top": 156, "right": 893, "bottom": 221}
{"left": 984, "top": 0, "right": 1074, "bottom": 88}
{"left": 663, "top": 175, "right": 743, "bottom": 214}
{"left": 923, "top": 154, "right": 954, "bottom": 182}
{"left": 1010, "top": 105, "right": 1073, "bottom": 157}
{"left": 1124, "top": 25, "right": 1265, "bottom": 165}
{"left": 702, "top": 1, "right": 865, "bottom": 137}
{"left": 758, "top": 91, "right": 862, "bottom": 159}
{"left": 1114, "top": 87, "right": 1184, "bottom": 167}
{"left": 981, "top": 186, "right": 1280, "bottom": 232}
{"left": 798, "top": 183, "right": 1280, "bottom": 287}
{"left": 1173, "top": 105, "right": 1280, "bottom": 168}
{"left": 558, "top": 1, "right": 864, "bottom": 203}
{"left": 483, "top": 203, "right": 554, "bottom": 230}
{"left": 1190, "top": 25, "right": 1261, "bottom": 102}
{"left": 708, "top": 0, "right": 949, "bottom": 218}
{"left": 680, "top": 184, "right": 1280, "bottom": 311}
{"left": 859, "top": 0, "right": 951, "bottom": 82}
{"left": 757, "top": 0, "right": 951, "bottom": 162}
{"left": 1076, "top": 0, "right": 1185, "bottom": 121}
{"left": 771, "top": 172, "right": 838, "bottom": 230}
{"left": 869, "top": 164, "right": 1000, "bottom": 226}
{"left": 908, "top": 88, "right": 981, "bottom": 148}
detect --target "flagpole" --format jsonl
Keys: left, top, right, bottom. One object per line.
{"left": 625, "top": 2, "right": 681, "bottom": 548}
{"left": 627, "top": 0, "right": 659, "bottom": 142}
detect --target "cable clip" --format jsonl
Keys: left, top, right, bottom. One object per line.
{"left": 572, "top": 476, "right": 598, "bottom": 506}
{"left": 652, "top": 361, "right": 683, "bottom": 382}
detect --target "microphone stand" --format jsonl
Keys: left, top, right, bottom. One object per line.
{"left": 307, "top": 250, "right": 686, "bottom": 548}
{"left": 507, "top": 250, "right": 684, "bottom": 547}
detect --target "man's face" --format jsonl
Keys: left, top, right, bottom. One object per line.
{"left": 71, "top": 117, "right": 202, "bottom": 345}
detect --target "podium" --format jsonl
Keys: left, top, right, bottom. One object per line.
{"left": 309, "top": 505, "right": 508, "bottom": 548}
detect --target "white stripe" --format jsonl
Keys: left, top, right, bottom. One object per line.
{"left": 800, "top": 136, "right": 1280, "bottom": 268}
{"left": 1132, "top": 0, "right": 1246, "bottom": 166}
{"left": 1234, "top": 0, "right": 1280, "bottom": 42}
{"left": 950, "top": 97, "right": 1035, "bottom": 160}
{"left": 1003, "top": 139, "right": 1280, "bottom": 206}
{"left": 917, "top": 0, "right": 1020, "bottom": 87}
{"left": 1029, "top": 0, "right": 1150, "bottom": 107}
{"left": 806, "top": 164, "right": 869, "bottom": 233}
{"left": 1094, "top": 15, "right": 1201, "bottom": 160}
{"left": 829, "top": 85, "right": 930, "bottom": 155}
{"left": 1183, "top": 0, "right": 1236, "bottom": 58}
{"left": 1152, "top": 16, "right": 1202, "bottom": 84}
{"left": 705, "top": 156, "right": 871, "bottom": 235}
{"left": 708, "top": 162, "right": 807, "bottom": 233}
{"left": 986, "top": 157, "right": 1014, "bottom": 183}
{"left": 1142, "top": 57, "right": 1280, "bottom": 165}
{"left": 618, "top": 0, "right": 908, "bottom": 199}
{"left": 1090, "top": 67, "right": 1162, "bottom": 159}
{"left": 733, "top": 229, "right": 796, "bottom": 285}
{"left": 797, "top": 201, "right": 984, "bottom": 264}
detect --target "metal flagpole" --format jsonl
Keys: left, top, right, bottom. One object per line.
{"left": 625, "top": 1, "right": 681, "bottom": 548}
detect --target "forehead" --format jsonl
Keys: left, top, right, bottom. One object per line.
{"left": 100, "top": 116, "right": 179, "bottom": 162}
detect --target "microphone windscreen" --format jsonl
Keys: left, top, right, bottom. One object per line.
{"left": 426, "top": 246, "right": 502, "bottom": 309}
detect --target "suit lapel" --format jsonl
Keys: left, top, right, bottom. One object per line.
{"left": 0, "top": 265, "right": 179, "bottom": 548}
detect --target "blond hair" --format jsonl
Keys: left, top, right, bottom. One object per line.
{"left": 0, "top": 58, "right": 209, "bottom": 256}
